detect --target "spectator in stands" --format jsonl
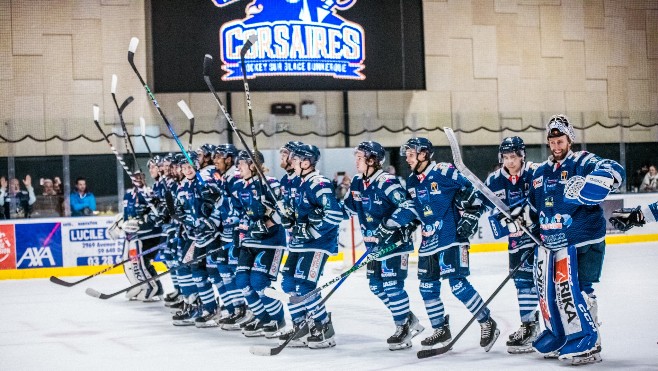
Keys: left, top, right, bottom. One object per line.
{"left": 70, "top": 177, "right": 97, "bottom": 216}
{"left": 640, "top": 165, "right": 658, "bottom": 193}
{"left": 41, "top": 178, "right": 57, "bottom": 196}
{"left": 630, "top": 163, "right": 649, "bottom": 192}
{"left": 0, "top": 175, "right": 36, "bottom": 219}
{"left": 334, "top": 171, "right": 351, "bottom": 200}
{"left": 386, "top": 165, "right": 406, "bottom": 189}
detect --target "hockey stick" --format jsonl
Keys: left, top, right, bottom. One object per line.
{"left": 139, "top": 117, "right": 154, "bottom": 158}
{"left": 202, "top": 54, "right": 288, "bottom": 218}
{"left": 251, "top": 241, "right": 403, "bottom": 356}
{"left": 127, "top": 37, "right": 205, "bottom": 186}
{"left": 265, "top": 240, "right": 403, "bottom": 304}
{"left": 50, "top": 242, "right": 164, "bottom": 287}
{"left": 177, "top": 100, "right": 195, "bottom": 151}
{"left": 111, "top": 74, "right": 140, "bottom": 172}
{"left": 240, "top": 34, "right": 259, "bottom": 152}
{"left": 416, "top": 127, "right": 539, "bottom": 359}
{"left": 85, "top": 245, "right": 221, "bottom": 300}
{"left": 92, "top": 105, "right": 139, "bottom": 184}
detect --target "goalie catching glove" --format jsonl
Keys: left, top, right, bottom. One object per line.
{"left": 122, "top": 218, "right": 141, "bottom": 234}
{"left": 564, "top": 169, "right": 614, "bottom": 206}
{"left": 609, "top": 206, "right": 645, "bottom": 232}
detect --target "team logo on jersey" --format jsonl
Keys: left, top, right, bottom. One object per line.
{"left": 439, "top": 252, "right": 455, "bottom": 274}
{"left": 533, "top": 176, "right": 543, "bottom": 189}
{"left": 417, "top": 189, "right": 429, "bottom": 204}
{"left": 294, "top": 256, "right": 305, "bottom": 278}
{"left": 561, "top": 171, "right": 568, "bottom": 181}
{"left": 408, "top": 188, "right": 416, "bottom": 198}
{"left": 420, "top": 220, "right": 441, "bottom": 237}
{"left": 545, "top": 196, "right": 554, "bottom": 207}
{"left": 381, "top": 260, "right": 395, "bottom": 277}
{"left": 361, "top": 195, "right": 372, "bottom": 211}
{"left": 351, "top": 190, "right": 361, "bottom": 201}
{"left": 364, "top": 213, "right": 373, "bottom": 223}
{"left": 494, "top": 189, "right": 506, "bottom": 200}
{"left": 539, "top": 212, "right": 572, "bottom": 230}
{"left": 373, "top": 194, "right": 382, "bottom": 205}
{"left": 430, "top": 182, "right": 440, "bottom": 194}
{"left": 217, "top": 0, "right": 365, "bottom": 80}
{"left": 422, "top": 205, "right": 433, "bottom": 217}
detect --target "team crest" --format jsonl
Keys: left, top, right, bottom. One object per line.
{"left": 430, "top": 182, "right": 440, "bottom": 194}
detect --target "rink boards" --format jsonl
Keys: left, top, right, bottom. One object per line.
{"left": 1, "top": 192, "right": 656, "bottom": 280}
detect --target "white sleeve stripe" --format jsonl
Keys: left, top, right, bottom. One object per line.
{"left": 452, "top": 171, "right": 458, "bottom": 180}
{"left": 384, "top": 184, "right": 401, "bottom": 195}
{"left": 316, "top": 188, "right": 332, "bottom": 197}
{"left": 580, "top": 153, "right": 595, "bottom": 165}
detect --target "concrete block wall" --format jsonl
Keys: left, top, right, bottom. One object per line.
{"left": 0, "top": 0, "right": 656, "bottom": 156}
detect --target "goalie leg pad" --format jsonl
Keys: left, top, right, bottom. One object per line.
{"left": 555, "top": 246, "right": 598, "bottom": 359}
{"left": 532, "top": 246, "right": 566, "bottom": 354}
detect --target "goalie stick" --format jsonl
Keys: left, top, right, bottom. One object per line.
{"left": 127, "top": 37, "right": 205, "bottom": 186}
{"left": 85, "top": 245, "right": 221, "bottom": 300}
{"left": 176, "top": 100, "right": 195, "bottom": 151}
{"left": 264, "top": 240, "right": 403, "bottom": 304}
{"left": 251, "top": 241, "right": 402, "bottom": 356}
{"left": 417, "top": 127, "right": 540, "bottom": 359}
{"left": 240, "top": 34, "right": 259, "bottom": 153}
{"left": 50, "top": 242, "right": 164, "bottom": 287}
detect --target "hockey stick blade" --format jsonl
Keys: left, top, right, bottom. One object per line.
{"left": 240, "top": 34, "right": 258, "bottom": 57}
{"left": 249, "top": 345, "right": 278, "bottom": 356}
{"left": 119, "top": 96, "right": 134, "bottom": 114}
{"left": 263, "top": 287, "right": 290, "bottom": 303}
{"left": 49, "top": 276, "right": 76, "bottom": 287}
{"left": 417, "top": 346, "right": 452, "bottom": 359}
{"left": 85, "top": 287, "right": 106, "bottom": 299}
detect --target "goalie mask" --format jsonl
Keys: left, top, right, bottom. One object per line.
{"left": 546, "top": 114, "right": 575, "bottom": 143}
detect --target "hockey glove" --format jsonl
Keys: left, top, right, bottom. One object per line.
{"left": 194, "top": 218, "right": 217, "bottom": 237}
{"left": 609, "top": 206, "right": 645, "bottom": 232}
{"left": 249, "top": 219, "right": 270, "bottom": 239}
{"left": 564, "top": 169, "right": 614, "bottom": 205}
{"left": 123, "top": 219, "right": 141, "bottom": 234}
{"left": 107, "top": 214, "right": 124, "bottom": 240}
{"left": 372, "top": 223, "right": 398, "bottom": 247}
{"left": 232, "top": 228, "right": 244, "bottom": 249}
{"left": 487, "top": 202, "right": 533, "bottom": 239}
{"left": 308, "top": 207, "right": 324, "bottom": 226}
{"left": 292, "top": 223, "right": 313, "bottom": 243}
{"left": 456, "top": 211, "right": 480, "bottom": 239}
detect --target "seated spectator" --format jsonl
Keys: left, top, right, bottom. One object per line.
{"left": 630, "top": 163, "right": 649, "bottom": 192}
{"left": 640, "top": 165, "right": 658, "bottom": 192}
{"left": 0, "top": 175, "right": 36, "bottom": 219}
{"left": 334, "top": 172, "right": 351, "bottom": 200}
{"left": 70, "top": 177, "right": 97, "bottom": 216}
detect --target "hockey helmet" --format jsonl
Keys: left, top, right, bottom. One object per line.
{"left": 237, "top": 149, "right": 265, "bottom": 165}
{"left": 292, "top": 144, "right": 321, "bottom": 166}
{"left": 280, "top": 141, "right": 304, "bottom": 155}
{"left": 147, "top": 154, "right": 162, "bottom": 167}
{"left": 214, "top": 143, "right": 238, "bottom": 159}
{"left": 355, "top": 141, "right": 386, "bottom": 165}
{"left": 498, "top": 136, "right": 526, "bottom": 163}
{"left": 197, "top": 143, "right": 217, "bottom": 158}
{"left": 400, "top": 137, "right": 434, "bottom": 159}
{"left": 546, "top": 114, "right": 575, "bottom": 142}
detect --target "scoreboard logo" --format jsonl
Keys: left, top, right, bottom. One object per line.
{"left": 217, "top": 0, "right": 365, "bottom": 80}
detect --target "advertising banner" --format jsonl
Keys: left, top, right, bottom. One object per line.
{"left": 15, "top": 222, "right": 63, "bottom": 269}
{"left": 0, "top": 224, "right": 16, "bottom": 270}
{"left": 61, "top": 217, "right": 124, "bottom": 267}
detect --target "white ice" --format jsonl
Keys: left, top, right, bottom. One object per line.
{"left": 2, "top": 243, "right": 657, "bottom": 370}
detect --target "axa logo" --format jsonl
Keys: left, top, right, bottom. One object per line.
{"left": 218, "top": 0, "right": 365, "bottom": 80}
{"left": 17, "top": 246, "right": 55, "bottom": 267}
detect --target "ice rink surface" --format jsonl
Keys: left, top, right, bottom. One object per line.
{"left": 1, "top": 243, "right": 657, "bottom": 371}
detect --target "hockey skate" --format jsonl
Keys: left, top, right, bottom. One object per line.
{"left": 421, "top": 315, "right": 451, "bottom": 350}
{"left": 567, "top": 345, "right": 602, "bottom": 365}
{"left": 278, "top": 321, "right": 310, "bottom": 347}
{"left": 307, "top": 316, "right": 336, "bottom": 349}
{"left": 506, "top": 315, "right": 539, "bottom": 354}
{"left": 168, "top": 299, "right": 184, "bottom": 314}
{"left": 479, "top": 316, "right": 500, "bottom": 352}
{"left": 242, "top": 317, "right": 268, "bottom": 337}
{"left": 164, "top": 290, "right": 181, "bottom": 307}
{"left": 263, "top": 318, "right": 287, "bottom": 339}
{"left": 387, "top": 312, "right": 425, "bottom": 351}
{"left": 194, "top": 309, "right": 220, "bottom": 328}
{"left": 221, "top": 305, "right": 253, "bottom": 331}
{"left": 172, "top": 300, "right": 201, "bottom": 326}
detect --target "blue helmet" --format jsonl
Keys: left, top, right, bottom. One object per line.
{"left": 214, "top": 143, "right": 238, "bottom": 159}
{"left": 197, "top": 143, "right": 217, "bottom": 158}
{"left": 292, "top": 144, "right": 321, "bottom": 166}
{"left": 498, "top": 136, "right": 526, "bottom": 163}
{"left": 280, "top": 141, "right": 304, "bottom": 154}
{"left": 355, "top": 141, "right": 386, "bottom": 165}
{"left": 237, "top": 149, "right": 264, "bottom": 165}
{"left": 400, "top": 137, "right": 434, "bottom": 159}
{"left": 147, "top": 154, "right": 162, "bottom": 167}
{"left": 181, "top": 151, "right": 199, "bottom": 168}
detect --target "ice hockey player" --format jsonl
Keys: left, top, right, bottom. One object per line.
{"left": 121, "top": 169, "right": 163, "bottom": 302}
{"left": 482, "top": 136, "right": 540, "bottom": 353}
{"left": 232, "top": 150, "right": 287, "bottom": 337}
{"left": 343, "top": 141, "right": 424, "bottom": 350}
{"left": 171, "top": 151, "right": 215, "bottom": 326}
{"left": 525, "top": 114, "right": 625, "bottom": 365}
{"left": 400, "top": 137, "right": 500, "bottom": 352}
{"left": 209, "top": 144, "right": 251, "bottom": 330}
{"left": 277, "top": 144, "right": 344, "bottom": 349}
{"left": 609, "top": 201, "right": 658, "bottom": 231}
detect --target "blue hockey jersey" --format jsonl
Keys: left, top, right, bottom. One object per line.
{"left": 343, "top": 170, "right": 417, "bottom": 260}
{"left": 233, "top": 175, "right": 286, "bottom": 250}
{"left": 210, "top": 165, "right": 242, "bottom": 244}
{"left": 405, "top": 162, "right": 481, "bottom": 256}
{"left": 288, "top": 171, "right": 344, "bottom": 254}
{"left": 483, "top": 161, "right": 539, "bottom": 251}
{"left": 527, "top": 151, "right": 625, "bottom": 250}
{"left": 123, "top": 186, "right": 161, "bottom": 239}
